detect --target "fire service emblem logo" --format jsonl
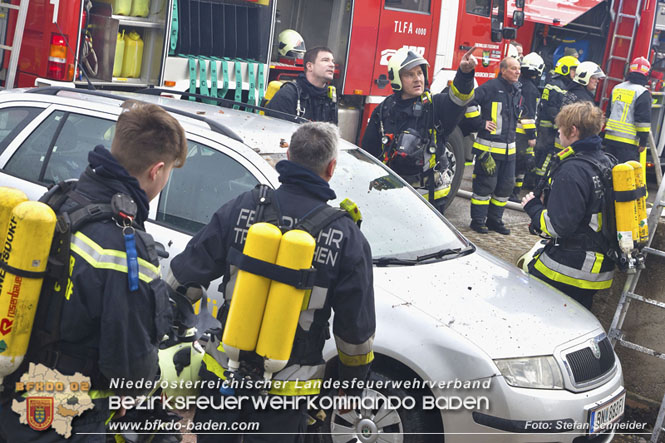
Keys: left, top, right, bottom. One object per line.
{"left": 27, "top": 397, "right": 54, "bottom": 432}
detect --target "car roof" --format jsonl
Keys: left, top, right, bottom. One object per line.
{"left": 3, "top": 88, "right": 354, "bottom": 155}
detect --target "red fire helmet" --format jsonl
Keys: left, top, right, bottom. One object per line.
{"left": 629, "top": 57, "right": 651, "bottom": 75}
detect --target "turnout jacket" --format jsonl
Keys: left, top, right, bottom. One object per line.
{"left": 516, "top": 75, "right": 539, "bottom": 141}
{"left": 3, "top": 146, "right": 171, "bottom": 404}
{"left": 604, "top": 73, "right": 652, "bottom": 148}
{"left": 537, "top": 74, "right": 571, "bottom": 131}
{"left": 362, "top": 68, "right": 474, "bottom": 177}
{"left": 561, "top": 83, "right": 597, "bottom": 107}
{"left": 169, "top": 160, "right": 375, "bottom": 395}
{"left": 524, "top": 136, "right": 616, "bottom": 290}
{"left": 266, "top": 73, "right": 338, "bottom": 124}
{"left": 465, "top": 74, "right": 522, "bottom": 159}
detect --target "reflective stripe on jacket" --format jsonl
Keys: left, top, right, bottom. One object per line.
{"left": 605, "top": 81, "right": 651, "bottom": 147}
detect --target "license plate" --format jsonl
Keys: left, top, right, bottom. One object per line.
{"left": 588, "top": 389, "right": 626, "bottom": 435}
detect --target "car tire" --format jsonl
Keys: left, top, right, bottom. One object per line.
{"left": 314, "top": 371, "right": 442, "bottom": 443}
{"left": 442, "top": 126, "right": 466, "bottom": 213}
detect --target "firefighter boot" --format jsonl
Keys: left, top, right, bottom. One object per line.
{"left": 487, "top": 202, "right": 510, "bottom": 235}
{"left": 470, "top": 199, "right": 489, "bottom": 234}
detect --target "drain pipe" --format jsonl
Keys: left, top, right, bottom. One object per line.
{"left": 457, "top": 189, "right": 525, "bottom": 212}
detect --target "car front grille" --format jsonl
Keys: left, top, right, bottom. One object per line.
{"left": 565, "top": 336, "right": 615, "bottom": 385}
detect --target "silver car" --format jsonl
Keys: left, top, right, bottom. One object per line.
{"left": 0, "top": 88, "right": 624, "bottom": 442}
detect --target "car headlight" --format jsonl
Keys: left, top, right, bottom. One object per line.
{"left": 494, "top": 356, "right": 564, "bottom": 389}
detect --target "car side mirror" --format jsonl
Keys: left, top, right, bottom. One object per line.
{"left": 515, "top": 0, "right": 525, "bottom": 8}
{"left": 503, "top": 27, "right": 518, "bottom": 39}
{"left": 512, "top": 11, "right": 525, "bottom": 27}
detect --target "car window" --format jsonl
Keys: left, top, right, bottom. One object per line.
{"left": 0, "top": 107, "right": 43, "bottom": 156}
{"left": 156, "top": 141, "right": 260, "bottom": 234}
{"left": 4, "top": 111, "right": 115, "bottom": 185}
{"left": 263, "top": 149, "right": 464, "bottom": 258}
{"left": 466, "top": 0, "right": 491, "bottom": 16}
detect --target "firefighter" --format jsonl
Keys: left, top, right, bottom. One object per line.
{"left": 167, "top": 122, "right": 375, "bottom": 442}
{"left": 562, "top": 61, "right": 606, "bottom": 107}
{"left": 465, "top": 56, "right": 522, "bottom": 234}
{"left": 266, "top": 45, "right": 338, "bottom": 124}
{"left": 361, "top": 47, "right": 477, "bottom": 214}
{"left": 521, "top": 102, "right": 615, "bottom": 309}
{"left": 510, "top": 52, "right": 544, "bottom": 201}
{"left": 526, "top": 55, "right": 579, "bottom": 188}
{"left": 0, "top": 103, "right": 187, "bottom": 440}
{"left": 604, "top": 56, "right": 653, "bottom": 169}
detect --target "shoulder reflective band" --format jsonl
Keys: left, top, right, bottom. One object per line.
{"left": 124, "top": 231, "right": 139, "bottom": 292}
{"left": 188, "top": 57, "right": 197, "bottom": 101}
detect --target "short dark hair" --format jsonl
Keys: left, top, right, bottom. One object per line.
{"left": 288, "top": 122, "right": 338, "bottom": 175}
{"left": 111, "top": 102, "right": 187, "bottom": 176}
{"left": 304, "top": 47, "right": 333, "bottom": 73}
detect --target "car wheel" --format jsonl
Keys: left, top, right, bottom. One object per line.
{"left": 324, "top": 372, "right": 440, "bottom": 443}
{"left": 441, "top": 127, "right": 465, "bottom": 212}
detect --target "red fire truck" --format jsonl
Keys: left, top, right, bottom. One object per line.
{"left": 1, "top": 0, "right": 521, "bottom": 204}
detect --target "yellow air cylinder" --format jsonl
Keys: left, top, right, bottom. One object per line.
{"left": 0, "top": 188, "right": 28, "bottom": 243}
{"left": 612, "top": 163, "right": 639, "bottom": 254}
{"left": 627, "top": 160, "right": 649, "bottom": 244}
{"left": 121, "top": 31, "right": 144, "bottom": 78}
{"left": 256, "top": 229, "right": 316, "bottom": 380}
{"left": 0, "top": 201, "right": 56, "bottom": 381}
{"left": 222, "top": 222, "right": 282, "bottom": 371}
{"left": 113, "top": 30, "right": 126, "bottom": 77}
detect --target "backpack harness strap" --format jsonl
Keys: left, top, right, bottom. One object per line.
{"left": 231, "top": 185, "right": 354, "bottom": 290}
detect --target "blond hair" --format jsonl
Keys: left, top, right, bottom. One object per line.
{"left": 111, "top": 103, "right": 187, "bottom": 176}
{"left": 555, "top": 102, "right": 604, "bottom": 140}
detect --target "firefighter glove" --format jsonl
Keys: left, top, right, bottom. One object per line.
{"left": 525, "top": 154, "right": 536, "bottom": 172}
{"left": 478, "top": 152, "right": 496, "bottom": 175}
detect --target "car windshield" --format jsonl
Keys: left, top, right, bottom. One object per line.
{"left": 262, "top": 148, "right": 467, "bottom": 259}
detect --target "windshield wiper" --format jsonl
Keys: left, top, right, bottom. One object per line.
{"left": 372, "top": 256, "right": 417, "bottom": 267}
{"left": 416, "top": 245, "right": 475, "bottom": 262}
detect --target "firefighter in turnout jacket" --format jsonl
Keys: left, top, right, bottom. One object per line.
{"left": 510, "top": 52, "right": 544, "bottom": 201}
{"left": 0, "top": 104, "right": 188, "bottom": 441}
{"left": 167, "top": 123, "right": 375, "bottom": 442}
{"left": 527, "top": 55, "right": 579, "bottom": 187}
{"left": 361, "top": 47, "right": 478, "bottom": 214}
{"left": 522, "top": 102, "right": 616, "bottom": 309}
{"left": 604, "top": 56, "right": 653, "bottom": 169}
{"left": 561, "top": 61, "right": 605, "bottom": 107}
{"left": 465, "top": 57, "right": 522, "bottom": 235}
{"left": 266, "top": 46, "right": 338, "bottom": 124}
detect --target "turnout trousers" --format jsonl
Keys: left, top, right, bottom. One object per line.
{"left": 471, "top": 156, "right": 515, "bottom": 225}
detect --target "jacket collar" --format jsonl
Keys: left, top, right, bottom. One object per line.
{"left": 276, "top": 160, "right": 337, "bottom": 201}
{"left": 571, "top": 135, "right": 603, "bottom": 154}
{"left": 84, "top": 145, "right": 150, "bottom": 223}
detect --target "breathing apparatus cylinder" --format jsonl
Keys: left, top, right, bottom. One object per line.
{"left": 0, "top": 187, "right": 28, "bottom": 239}
{"left": 0, "top": 201, "right": 56, "bottom": 382}
{"left": 627, "top": 160, "right": 649, "bottom": 245}
{"left": 256, "top": 229, "right": 316, "bottom": 381}
{"left": 222, "top": 222, "right": 282, "bottom": 371}
{"left": 612, "top": 163, "right": 639, "bottom": 255}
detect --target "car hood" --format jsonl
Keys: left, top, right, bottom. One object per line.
{"left": 374, "top": 247, "right": 603, "bottom": 359}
